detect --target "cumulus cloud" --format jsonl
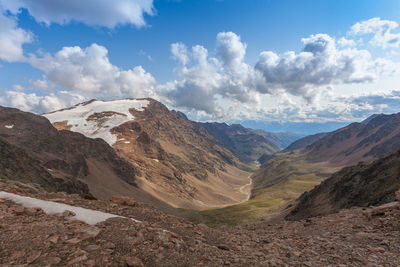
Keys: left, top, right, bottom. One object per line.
{"left": 338, "top": 37, "right": 356, "bottom": 47}
{"left": 350, "top": 17, "right": 400, "bottom": 48}
{"left": 0, "top": 0, "right": 154, "bottom": 28}
{"left": 164, "top": 33, "right": 264, "bottom": 116}
{"left": 214, "top": 90, "right": 400, "bottom": 124}
{"left": 2, "top": 17, "right": 400, "bottom": 123}
{"left": 162, "top": 31, "right": 396, "bottom": 117}
{"left": 255, "top": 34, "right": 384, "bottom": 101}
{"left": 0, "top": 90, "right": 85, "bottom": 113}
{"left": 28, "top": 43, "right": 157, "bottom": 100}
{"left": 171, "top": 43, "right": 189, "bottom": 65}
{"left": 0, "top": 12, "right": 32, "bottom": 62}
{"left": 164, "top": 44, "right": 224, "bottom": 115}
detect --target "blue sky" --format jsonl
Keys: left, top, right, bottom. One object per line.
{"left": 1, "top": 0, "right": 400, "bottom": 134}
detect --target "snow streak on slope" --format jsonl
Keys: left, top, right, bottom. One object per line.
{"left": 0, "top": 191, "right": 129, "bottom": 225}
{"left": 43, "top": 99, "right": 149, "bottom": 145}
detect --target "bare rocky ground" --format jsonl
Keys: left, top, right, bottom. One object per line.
{"left": 1, "top": 185, "right": 400, "bottom": 266}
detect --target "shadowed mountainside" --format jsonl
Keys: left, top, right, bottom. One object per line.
{"left": 287, "top": 149, "right": 400, "bottom": 220}
{"left": 283, "top": 132, "right": 328, "bottom": 152}
{"left": 200, "top": 122, "right": 300, "bottom": 163}
{"left": 0, "top": 106, "right": 176, "bottom": 211}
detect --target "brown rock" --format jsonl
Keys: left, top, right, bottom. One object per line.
{"left": 62, "top": 210, "right": 76, "bottom": 218}
{"left": 25, "top": 207, "right": 40, "bottom": 216}
{"left": 85, "top": 245, "right": 101, "bottom": 252}
{"left": 68, "top": 255, "right": 88, "bottom": 265}
{"left": 48, "top": 257, "right": 62, "bottom": 265}
{"left": 27, "top": 250, "right": 41, "bottom": 264}
{"left": 66, "top": 237, "right": 81, "bottom": 245}
{"left": 396, "top": 190, "right": 400, "bottom": 201}
{"left": 86, "top": 259, "right": 96, "bottom": 266}
{"left": 78, "top": 226, "right": 101, "bottom": 241}
{"left": 48, "top": 235, "right": 59, "bottom": 244}
{"left": 10, "top": 250, "right": 25, "bottom": 260}
{"left": 110, "top": 196, "right": 137, "bottom": 206}
{"left": 365, "top": 202, "right": 400, "bottom": 218}
{"left": 104, "top": 242, "right": 116, "bottom": 249}
{"left": 10, "top": 205, "right": 25, "bottom": 215}
{"left": 125, "top": 256, "right": 144, "bottom": 267}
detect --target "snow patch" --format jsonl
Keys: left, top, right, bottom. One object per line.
{"left": 0, "top": 191, "right": 137, "bottom": 225}
{"left": 43, "top": 99, "right": 149, "bottom": 146}
{"left": 124, "top": 141, "right": 131, "bottom": 144}
{"left": 4, "top": 124, "right": 14, "bottom": 129}
{"left": 152, "top": 159, "right": 159, "bottom": 162}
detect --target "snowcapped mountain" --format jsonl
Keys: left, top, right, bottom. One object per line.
{"left": 44, "top": 99, "right": 149, "bottom": 146}
{"left": 43, "top": 98, "right": 253, "bottom": 210}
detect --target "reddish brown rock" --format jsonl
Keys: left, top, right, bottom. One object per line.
{"left": 10, "top": 205, "right": 25, "bottom": 215}
{"left": 110, "top": 196, "right": 137, "bottom": 207}
{"left": 125, "top": 256, "right": 144, "bottom": 267}
{"left": 26, "top": 250, "right": 41, "bottom": 264}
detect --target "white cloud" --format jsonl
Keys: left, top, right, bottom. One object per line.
{"left": 164, "top": 44, "right": 224, "bottom": 115}
{"left": 171, "top": 43, "right": 189, "bottom": 65}
{"left": 210, "top": 90, "right": 400, "bottom": 124}
{"left": 0, "top": 12, "right": 32, "bottom": 62}
{"left": 28, "top": 43, "right": 157, "bottom": 100}
{"left": 0, "top": 90, "right": 86, "bottom": 113}
{"left": 350, "top": 17, "right": 400, "bottom": 48}
{"left": 0, "top": 0, "right": 154, "bottom": 28}
{"left": 338, "top": 37, "right": 356, "bottom": 47}
{"left": 255, "top": 34, "right": 384, "bottom": 100}
{"left": 162, "top": 32, "right": 397, "bottom": 117}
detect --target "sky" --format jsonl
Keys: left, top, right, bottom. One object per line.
{"left": 1, "top": 0, "right": 400, "bottom": 134}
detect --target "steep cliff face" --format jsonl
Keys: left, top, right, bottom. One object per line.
{"left": 44, "top": 99, "right": 251, "bottom": 209}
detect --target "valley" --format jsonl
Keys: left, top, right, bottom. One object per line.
{"left": 2, "top": 99, "right": 400, "bottom": 266}
{"left": 2, "top": 3, "right": 400, "bottom": 265}
{"left": 4, "top": 99, "right": 400, "bottom": 226}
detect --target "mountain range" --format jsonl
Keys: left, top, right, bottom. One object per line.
{"left": 2, "top": 99, "right": 400, "bottom": 266}
{"left": 2, "top": 99, "right": 400, "bottom": 226}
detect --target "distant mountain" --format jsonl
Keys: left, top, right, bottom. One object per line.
{"left": 44, "top": 98, "right": 251, "bottom": 209}
{"left": 283, "top": 132, "right": 329, "bottom": 152}
{"left": 200, "top": 122, "right": 301, "bottom": 163}
{"left": 246, "top": 112, "right": 400, "bottom": 222}
{"left": 304, "top": 113, "right": 400, "bottom": 166}
{"left": 287, "top": 149, "right": 400, "bottom": 220}
{"left": 361, "top": 113, "right": 384, "bottom": 124}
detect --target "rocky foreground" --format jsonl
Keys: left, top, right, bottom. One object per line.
{"left": 1, "top": 185, "right": 400, "bottom": 266}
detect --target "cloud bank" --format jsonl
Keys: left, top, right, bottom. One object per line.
{"left": 162, "top": 31, "right": 396, "bottom": 117}
{"left": 1, "top": 14, "right": 400, "bottom": 124}
{"left": 0, "top": 0, "right": 154, "bottom": 28}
